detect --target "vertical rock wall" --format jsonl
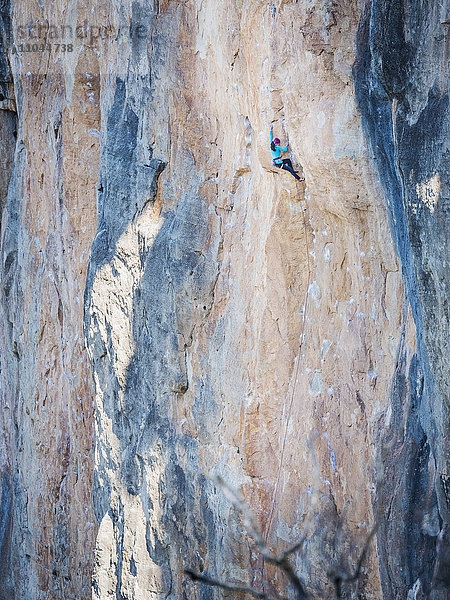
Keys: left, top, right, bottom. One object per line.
{"left": 354, "top": 2, "right": 449, "bottom": 596}
{"left": 0, "top": 1, "right": 101, "bottom": 597}
{"left": 0, "top": 1, "right": 448, "bottom": 599}
{"left": 0, "top": 2, "right": 16, "bottom": 593}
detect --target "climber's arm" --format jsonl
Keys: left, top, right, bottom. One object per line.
{"left": 279, "top": 144, "right": 288, "bottom": 152}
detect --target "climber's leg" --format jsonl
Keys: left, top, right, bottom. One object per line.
{"left": 281, "top": 159, "right": 304, "bottom": 181}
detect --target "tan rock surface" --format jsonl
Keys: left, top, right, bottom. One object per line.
{"left": 0, "top": 1, "right": 447, "bottom": 599}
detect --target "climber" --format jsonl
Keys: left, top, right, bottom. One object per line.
{"left": 270, "top": 125, "right": 304, "bottom": 182}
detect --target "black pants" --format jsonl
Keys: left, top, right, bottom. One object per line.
{"left": 277, "top": 158, "right": 301, "bottom": 181}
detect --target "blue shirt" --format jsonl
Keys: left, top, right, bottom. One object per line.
{"left": 270, "top": 130, "right": 288, "bottom": 164}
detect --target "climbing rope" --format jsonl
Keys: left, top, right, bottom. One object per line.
{"left": 263, "top": 179, "right": 313, "bottom": 546}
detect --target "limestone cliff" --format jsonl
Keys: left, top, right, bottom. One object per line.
{"left": 0, "top": 1, "right": 448, "bottom": 599}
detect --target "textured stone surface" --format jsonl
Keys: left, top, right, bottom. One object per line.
{"left": 0, "top": 1, "right": 448, "bottom": 599}
{"left": 0, "top": 1, "right": 100, "bottom": 597}
{"left": 354, "top": 2, "right": 449, "bottom": 596}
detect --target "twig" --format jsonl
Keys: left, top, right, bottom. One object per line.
{"left": 281, "top": 536, "right": 307, "bottom": 559}
{"left": 184, "top": 569, "right": 282, "bottom": 600}
{"left": 275, "top": 555, "right": 310, "bottom": 600}
{"left": 215, "top": 476, "right": 266, "bottom": 552}
{"left": 214, "top": 476, "right": 310, "bottom": 600}
{"left": 347, "top": 521, "right": 378, "bottom": 582}
{"left": 328, "top": 521, "right": 379, "bottom": 598}
{"left": 187, "top": 476, "right": 377, "bottom": 600}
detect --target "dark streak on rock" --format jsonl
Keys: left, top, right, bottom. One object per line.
{"left": 353, "top": 1, "right": 449, "bottom": 597}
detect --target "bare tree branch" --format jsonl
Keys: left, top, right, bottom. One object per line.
{"left": 187, "top": 472, "right": 377, "bottom": 600}
{"left": 213, "top": 476, "right": 310, "bottom": 600}
{"left": 327, "top": 521, "right": 379, "bottom": 598}
{"left": 347, "top": 521, "right": 378, "bottom": 582}
{"left": 214, "top": 476, "right": 268, "bottom": 555}
{"left": 281, "top": 536, "right": 307, "bottom": 559}
{"left": 184, "top": 569, "right": 283, "bottom": 600}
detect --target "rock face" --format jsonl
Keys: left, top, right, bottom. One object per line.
{"left": 0, "top": 1, "right": 448, "bottom": 599}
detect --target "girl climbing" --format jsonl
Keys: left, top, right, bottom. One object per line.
{"left": 270, "top": 124, "right": 304, "bottom": 182}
